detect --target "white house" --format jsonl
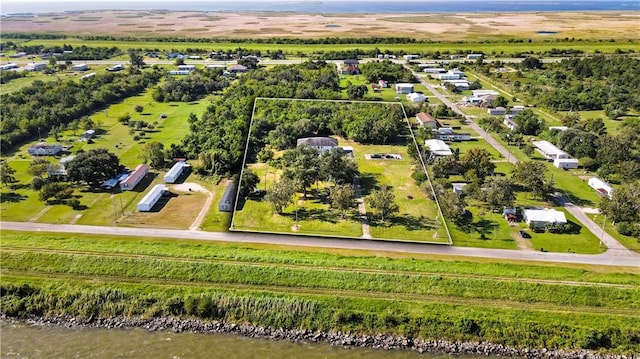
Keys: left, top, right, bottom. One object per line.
{"left": 523, "top": 208, "right": 567, "bottom": 228}
{"left": 168, "top": 70, "right": 191, "bottom": 75}
{"left": 164, "top": 161, "right": 189, "bottom": 183}
{"left": 27, "top": 143, "right": 63, "bottom": 156}
{"left": 80, "top": 129, "right": 95, "bottom": 141}
{"left": 296, "top": 137, "right": 338, "bottom": 154}
{"left": 403, "top": 54, "right": 420, "bottom": 61}
{"left": 511, "top": 105, "right": 526, "bottom": 115}
{"left": 549, "top": 126, "right": 569, "bottom": 132}
{"left": 432, "top": 128, "right": 472, "bottom": 142}
{"left": 452, "top": 183, "right": 467, "bottom": 195}
{"left": 588, "top": 177, "right": 614, "bottom": 199}
{"left": 488, "top": 107, "right": 506, "bottom": 116}
{"left": 49, "top": 155, "right": 76, "bottom": 176}
{"left": 120, "top": 164, "right": 149, "bottom": 191}
{"left": 71, "top": 63, "right": 89, "bottom": 71}
{"left": 423, "top": 67, "right": 446, "bottom": 74}
{"left": 554, "top": 158, "right": 579, "bottom": 169}
{"left": 424, "top": 139, "right": 452, "bottom": 156}
{"left": 431, "top": 72, "right": 461, "bottom": 80}
{"left": 406, "top": 92, "right": 426, "bottom": 103}
{"left": 177, "top": 64, "right": 196, "bottom": 71}
{"left": 395, "top": 83, "right": 414, "bottom": 94}
{"left": 80, "top": 72, "right": 96, "bottom": 80}
{"left": 137, "top": 184, "right": 167, "bottom": 212}
{"left": 227, "top": 64, "right": 248, "bottom": 73}
{"left": 472, "top": 90, "right": 499, "bottom": 97}
{"left": 24, "top": 62, "right": 47, "bottom": 71}
{"left": 503, "top": 115, "right": 518, "bottom": 131}
{"left": 532, "top": 140, "right": 570, "bottom": 161}
{"left": 467, "top": 54, "right": 483, "bottom": 59}
{"left": 0, "top": 63, "right": 18, "bottom": 70}
{"left": 443, "top": 79, "right": 470, "bottom": 89}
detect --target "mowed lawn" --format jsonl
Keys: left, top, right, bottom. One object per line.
{"left": 1, "top": 89, "right": 215, "bottom": 227}
{"left": 233, "top": 163, "right": 364, "bottom": 237}
{"left": 351, "top": 141, "right": 448, "bottom": 243}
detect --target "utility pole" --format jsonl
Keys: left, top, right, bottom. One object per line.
{"left": 599, "top": 214, "right": 607, "bottom": 249}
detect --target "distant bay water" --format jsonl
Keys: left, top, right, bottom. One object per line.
{"left": 1, "top": 0, "right": 638, "bottom": 15}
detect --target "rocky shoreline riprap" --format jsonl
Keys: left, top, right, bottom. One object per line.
{"left": 4, "top": 315, "right": 633, "bottom": 359}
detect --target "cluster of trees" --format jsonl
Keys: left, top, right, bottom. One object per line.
{"left": 515, "top": 56, "right": 640, "bottom": 115}
{"left": 599, "top": 182, "right": 640, "bottom": 239}
{"left": 1, "top": 43, "right": 121, "bottom": 60}
{"left": 152, "top": 69, "right": 230, "bottom": 102}
{"left": 0, "top": 70, "right": 162, "bottom": 151}
{"left": 253, "top": 100, "right": 406, "bottom": 157}
{"left": 543, "top": 114, "right": 639, "bottom": 183}
{"left": 0, "top": 70, "right": 25, "bottom": 84}
{"left": 264, "top": 146, "right": 358, "bottom": 215}
{"left": 181, "top": 61, "right": 343, "bottom": 177}
{"left": 359, "top": 60, "right": 416, "bottom": 84}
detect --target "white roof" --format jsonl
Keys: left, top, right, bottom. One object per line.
{"left": 166, "top": 161, "right": 188, "bottom": 178}
{"left": 425, "top": 139, "right": 452, "bottom": 156}
{"left": 588, "top": 177, "right": 613, "bottom": 191}
{"left": 532, "top": 140, "right": 566, "bottom": 156}
{"left": 549, "top": 126, "right": 569, "bottom": 131}
{"left": 395, "top": 83, "right": 414, "bottom": 88}
{"left": 138, "top": 184, "right": 166, "bottom": 206}
{"left": 472, "top": 90, "right": 499, "bottom": 96}
{"left": 523, "top": 208, "right": 567, "bottom": 224}
{"left": 407, "top": 92, "right": 426, "bottom": 102}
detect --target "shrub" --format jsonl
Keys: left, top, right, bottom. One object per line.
{"left": 582, "top": 330, "right": 612, "bottom": 349}
{"left": 617, "top": 222, "right": 640, "bottom": 238}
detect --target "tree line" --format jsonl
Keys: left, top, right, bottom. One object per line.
{"left": 181, "top": 61, "right": 343, "bottom": 177}
{"left": 152, "top": 68, "right": 230, "bottom": 102}
{"left": 0, "top": 70, "right": 162, "bottom": 151}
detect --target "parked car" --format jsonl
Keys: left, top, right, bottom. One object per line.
{"left": 519, "top": 230, "right": 531, "bottom": 239}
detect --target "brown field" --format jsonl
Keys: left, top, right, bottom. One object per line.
{"left": 2, "top": 10, "right": 639, "bottom": 40}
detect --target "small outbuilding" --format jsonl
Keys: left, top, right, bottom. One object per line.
{"left": 164, "top": 161, "right": 189, "bottom": 183}
{"left": 219, "top": 181, "right": 237, "bottom": 212}
{"left": 137, "top": 184, "right": 167, "bottom": 212}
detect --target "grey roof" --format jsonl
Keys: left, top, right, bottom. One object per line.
{"left": 220, "top": 182, "right": 237, "bottom": 206}
{"left": 296, "top": 137, "right": 338, "bottom": 148}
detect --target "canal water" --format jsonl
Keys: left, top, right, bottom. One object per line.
{"left": 1, "top": 321, "right": 487, "bottom": 358}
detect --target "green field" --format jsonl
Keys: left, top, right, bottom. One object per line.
{"left": 0, "top": 88, "right": 219, "bottom": 227}
{"left": 1, "top": 231, "right": 639, "bottom": 354}
{"left": 5, "top": 38, "right": 640, "bottom": 56}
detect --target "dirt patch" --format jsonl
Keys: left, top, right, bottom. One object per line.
{"left": 171, "top": 182, "right": 208, "bottom": 193}
{"left": 512, "top": 232, "right": 534, "bottom": 251}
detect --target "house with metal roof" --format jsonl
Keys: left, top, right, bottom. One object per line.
{"left": 424, "top": 139, "right": 453, "bottom": 156}
{"left": 219, "top": 181, "right": 237, "bottom": 212}
{"left": 137, "top": 184, "right": 167, "bottom": 212}
{"left": 296, "top": 137, "right": 338, "bottom": 154}
{"left": 523, "top": 208, "right": 567, "bottom": 228}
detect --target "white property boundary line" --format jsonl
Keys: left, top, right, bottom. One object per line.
{"left": 230, "top": 96, "right": 452, "bottom": 245}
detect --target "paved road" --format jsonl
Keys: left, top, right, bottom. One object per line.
{"left": 408, "top": 66, "right": 639, "bottom": 259}
{"left": 2, "top": 221, "right": 639, "bottom": 267}
{"left": 411, "top": 71, "right": 516, "bottom": 164}
{"left": 551, "top": 193, "right": 631, "bottom": 254}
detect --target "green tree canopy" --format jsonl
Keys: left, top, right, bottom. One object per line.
{"left": 369, "top": 186, "right": 399, "bottom": 222}
{"left": 66, "top": 148, "right": 124, "bottom": 186}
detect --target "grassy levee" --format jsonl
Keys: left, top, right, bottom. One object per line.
{"left": 1, "top": 231, "right": 639, "bottom": 354}
{"left": 5, "top": 38, "right": 640, "bottom": 55}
